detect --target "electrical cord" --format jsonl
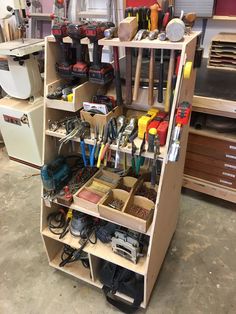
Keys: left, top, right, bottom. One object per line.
{"left": 60, "top": 244, "right": 90, "bottom": 269}
{"left": 47, "top": 209, "right": 67, "bottom": 235}
{"left": 59, "top": 223, "right": 98, "bottom": 268}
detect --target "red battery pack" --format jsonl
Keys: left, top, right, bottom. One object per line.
{"left": 157, "top": 121, "right": 169, "bottom": 146}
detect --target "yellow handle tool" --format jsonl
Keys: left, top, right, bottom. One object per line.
{"left": 96, "top": 143, "right": 105, "bottom": 168}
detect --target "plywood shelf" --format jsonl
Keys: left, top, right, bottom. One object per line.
{"left": 99, "top": 32, "right": 201, "bottom": 50}
{"left": 47, "top": 35, "right": 90, "bottom": 45}
{"left": 189, "top": 127, "right": 236, "bottom": 143}
{"left": 43, "top": 228, "right": 148, "bottom": 275}
{"left": 78, "top": 10, "right": 107, "bottom": 18}
{"left": 47, "top": 198, "right": 153, "bottom": 236}
{"left": 45, "top": 129, "right": 166, "bottom": 161}
{"left": 49, "top": 248, "right": 93, "bottom": 284}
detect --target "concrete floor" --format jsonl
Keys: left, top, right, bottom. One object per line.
{"left": 0, "top": 145, "right": 235, "bottom": 314}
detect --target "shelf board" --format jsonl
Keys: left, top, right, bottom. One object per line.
{"left": 50, "top": 249, "right": 93, "bottom": 285}
{"left": 43, "top": 228, "right": 148, "bottom": 275}
{"left": 45, "top": 129, "right": 166, "bottom": 160}
{"left": 183, "top": 175, "right": 236, "bottom": 203}
{"left": 212, "top": 15, "right": 236, "bottom": 21}
{"left": 50, "top": 249, "right": 145, "bottom": 308}
{"left": 47, "top": 35, "right": 90, "bottom": 45}
{"left": 77, "top": 10, "right": 107, "bottom": 18}
{"left": 29, "top": 13, "right": 51, "bottom": 20}
{"left": 189, "top": 127, "right": 236, "bottom": 143}
{"left": 192, "top": 95, "right": 236, "bottom": 119}
{"left": 99, "top": 32, "right": 201, "bottom": 50}
{"left": 50, "top": 199, "right": 152, "bottom": 236}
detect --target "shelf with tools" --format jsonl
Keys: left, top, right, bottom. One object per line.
{"left": 45, "top": 129, "right": 166, "bottom": 160}
{"left": 43, "top": 198, "right": 153, "bottom": 236}
{"left": 41, "top": 12, "right": 199, "bottom": 307}
{"left": 99, "top": 32, "right": 200, "bottom": 50}
{"left": 42, "top": 228, "right": 148, "bottom": 275}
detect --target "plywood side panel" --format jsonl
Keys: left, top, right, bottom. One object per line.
{"left": 145, "top": 37, "right": 198, "bottom": 305}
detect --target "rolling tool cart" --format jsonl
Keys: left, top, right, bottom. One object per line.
{"left": 41, "top": 22, "right": 200, "bottom": 309}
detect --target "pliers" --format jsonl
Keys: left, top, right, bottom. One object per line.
{"left": 89, "top": 125, "right": 99, "bottom": 167}
{"left": 134, "top": 134, "right": 146, "bottom": 176}
{"left": 100, "top": 118, "right": 117, "bottom": 162}
{"left": 80, "top": 131, "right": 88, "bottom": 167}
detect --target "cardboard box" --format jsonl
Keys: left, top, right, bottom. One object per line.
{"left": 80, "top": 106, "right": 122, "bottom": 129}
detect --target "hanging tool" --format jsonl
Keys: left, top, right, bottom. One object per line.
{"left": 168, "top": 102, "right": 191, "bottom": 162}
{"left": 89, "top": 125, "right": 99, "bottom": 167}
{"left": 148, "top": 4, "right": 159, "bottom": 106}
{"left": 135, "top": 134, "right": 146, "bottom": 176}
{"left": 86, "top": 22, "right": 114, "bottom": 85}
{"left": 148, "top": 128, "right": 157, "bottom": 153}
{"left": 100, "top": 118, "right": 117, "bottom": 163}
{"left": 133, "top": 29, "right": 149, "bottom": 102}
{"left": 151, "top": 136, "right": 160, "bottom": 187}
{"left": 80, "top": 131, "right": 88, "bottom": 167}
{"left": 67, "top": 22, "right": 89, "bottom": 78}
{"left": 114, "top": 116, "right": 126, "bottom": 169}
{"left": 165, "top": 50, "right": 175, "bottom": 113}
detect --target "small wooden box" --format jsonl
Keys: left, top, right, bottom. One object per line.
{"left": 94, "top": 169, "right": 121, "bottom": 189}
{"left": 80, "top": 106, "right": 122, "bottom": 129}
{"left": 99, "top": 193, "right": 155, "bottom": 233}
{"left": 45, "top": 80, "right": 100, "bottom": 112}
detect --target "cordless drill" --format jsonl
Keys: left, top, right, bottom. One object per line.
{"left": 67, "top": 22, "right": 90, "bottom": 78}
{"left": 52, "top": 22, "right": 73, "bottom": 78}
{"left": 85, "top": 22, "right": 114, "bottom": 85}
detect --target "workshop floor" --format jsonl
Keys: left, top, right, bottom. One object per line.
{"left": 0, "top": 145, "right": 235, "bottom": 314}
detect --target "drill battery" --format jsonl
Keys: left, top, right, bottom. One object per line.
{"left": 67, "top": 22, "right": 90, "bottom": 78}
{"left": 89, "top": 63, "right": 114, "bottom": 85}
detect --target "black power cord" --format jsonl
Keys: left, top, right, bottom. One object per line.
{"left": 47, "top": 209, "right": 70, "bottom": 239}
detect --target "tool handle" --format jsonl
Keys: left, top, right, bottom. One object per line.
{"left": 93, "top": 42, "right": 102, "bottom": 66}
{"left": 150, "top": 4, "right": 159, "bottom": 31}
{"left": 125, "top": 47, "right": 132, "bottom": 106}
{"left": 89, "top": 144, "right": 96, "bottom": 167}
{"left": 96, "top": 143, "right": 105, "bottom": 168}
{"left": 80, "top": 141, "right": 87, "bottom": 167}
{"left": 133, "top": 48, "right": 143, "bottom": 102}
{"left": 100, "top": 143, "right": 110, "bottom": 161}
{"left": 164, "top": 50, "right": 175, "bottom": 112}
{"left": 148, "top": 49, "right": 155, "bottom": 106}
{"left": 113, "top": 46, "right": 123, "bottom": 106}
{"left": 158, "top": 50, "right": 164, "bottom": 103}
{"left": 151, "top": 163, "right": 157, "bottom": 187}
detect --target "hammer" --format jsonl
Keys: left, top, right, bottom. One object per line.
{"left": 133, "top": 29, "right": 149, "bottom": 102}
{"left": 148, "top": 3, "right": 160, "bottom": 106}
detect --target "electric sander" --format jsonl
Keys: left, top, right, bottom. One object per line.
{"left": 67, "top": 22, "right": 90, "bottom": 78}
{"left": 85, "top": 22, "right": 114, "bottom": 85}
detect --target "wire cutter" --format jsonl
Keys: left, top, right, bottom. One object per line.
{"left": 134, "top": 134, "right": 146, "bottom": 176}
{"left": 89, "top": 125, "right": 99, "bottom": 167}
{"left": 80, "top": 131, "right": 88, "bottom": 167}
{"left": 100, "top": 118, "right": 117, "bottom": 162}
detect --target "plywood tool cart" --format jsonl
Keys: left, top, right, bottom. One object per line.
{"left": 41, "top": 31, "right": 199, "bottom": 309}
